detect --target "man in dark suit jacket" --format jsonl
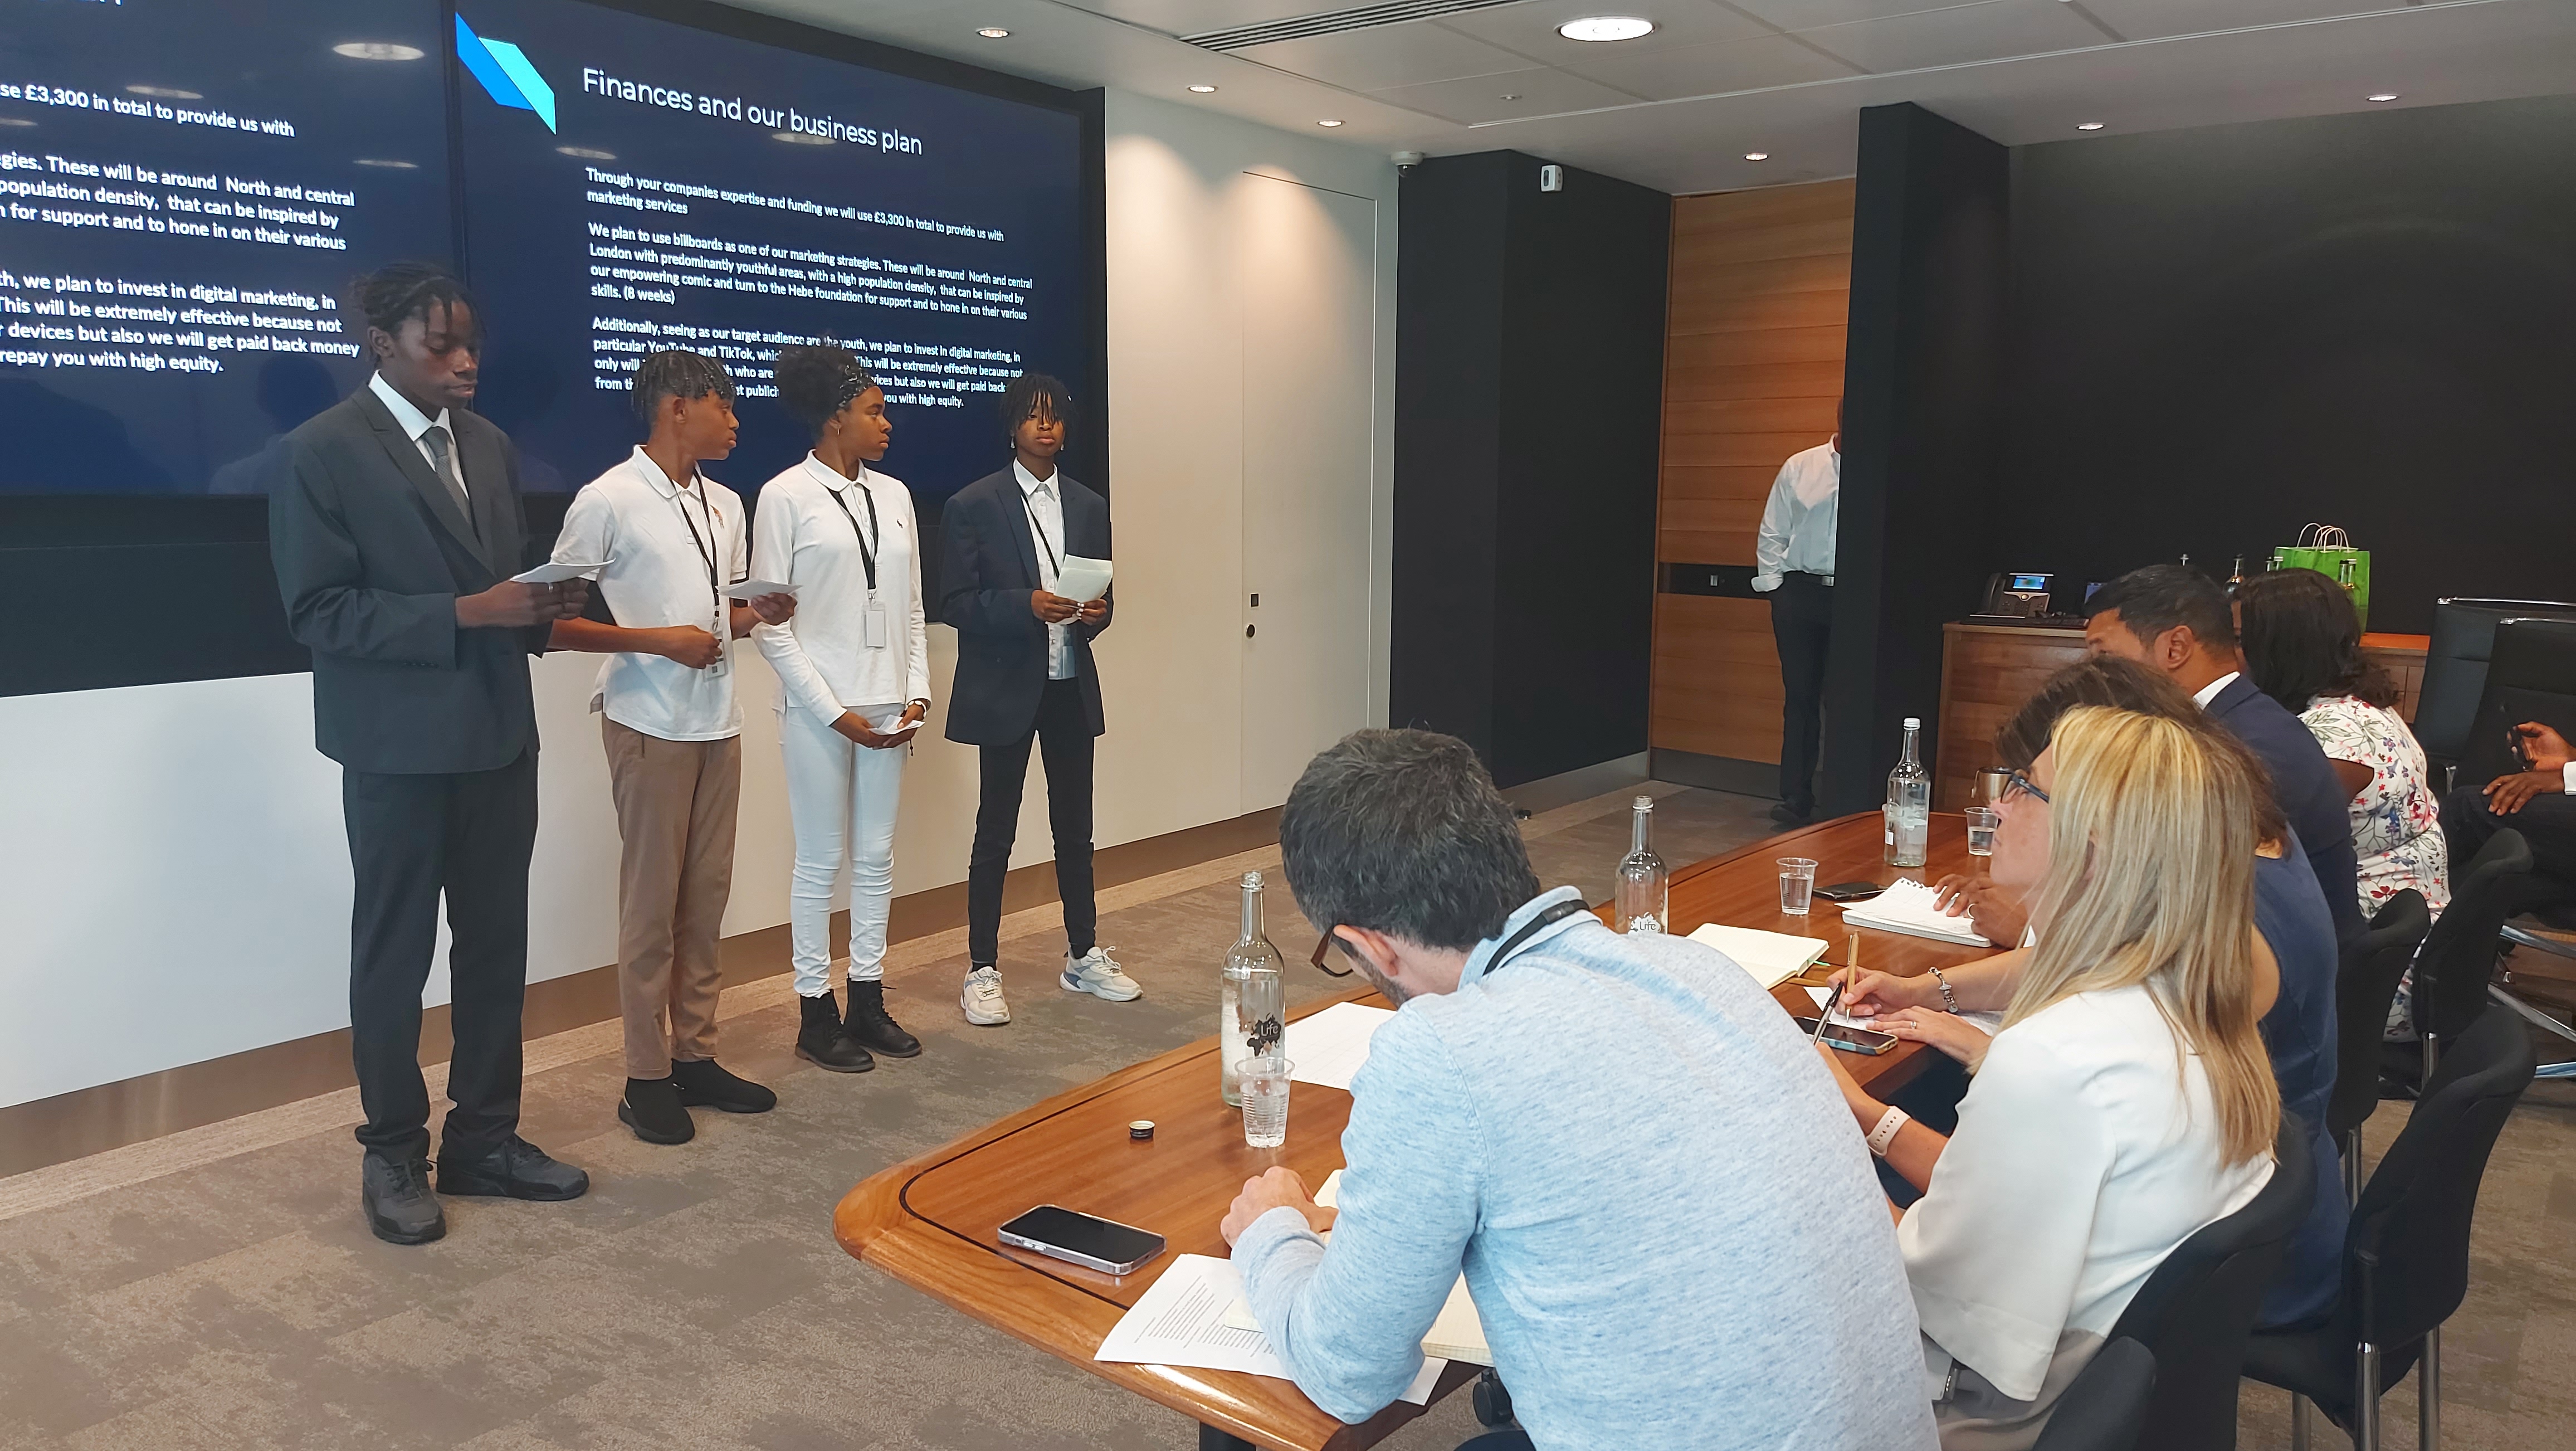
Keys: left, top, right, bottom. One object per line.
{"left": 268, "top": 264, "right": 592, "bottom": 1245}
{"left": 939, "top": 374, "right": 1138, "bottom": 1025}
{"left": 2085, "top": 564, "right": 2365, "bottom": 942}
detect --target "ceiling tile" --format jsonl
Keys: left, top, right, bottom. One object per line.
{"left": 1058, "top": 1, "right": 1326, "bottom": 35}
{"left": 1367, "top": 64, "right": 1649, "bottom": 125}
{"left": 1233, "top": 22, "right": 1536, "bottom": 92}
{"left": 1434, "top": 0, "right": 1776, "bottom": 61}
{"left": 1729, "top": 0, "right": 1998, "bottom": 28}
{"left": 1792, "top": 0, "right": 2112, "bottom": 75}
{"left": 1555, "top": 32, "right": 1861, "bottom": 101}
{"left": 2078, "top": 0, "right": 2368, "bottom": 44}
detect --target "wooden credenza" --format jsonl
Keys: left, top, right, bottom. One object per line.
{"left": 1931, "top": 622, "right": 2431, "bottom": 810}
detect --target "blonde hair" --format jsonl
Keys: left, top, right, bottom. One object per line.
{"left": 2007, "top": 707, "right": 2281, "bottom": 1166}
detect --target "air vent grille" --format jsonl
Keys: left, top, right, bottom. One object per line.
{"left": 1182, "top": 0, "right": 1529, "bottom": 52}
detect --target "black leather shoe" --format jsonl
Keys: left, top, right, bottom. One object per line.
{"left": 618, "top": 1076, "right": 695, "bottom": 1143}
{"left": 844, "top": 979, "right": 921, "bottom": 1059}
{"left": 1769, "top": 802, "right": 1812, "bottom": 825}
{"left": 361, "top": 1154, "right": 445, "bottom": 1245}
{"left": 795, "top": 990, "right": 875, "bottom": 1073}
{"left": 672, "top": 1058, "right": 777, "bottom": 1113}
{"left": 436, "top": 1136, "right": 590, "bottom": 1201}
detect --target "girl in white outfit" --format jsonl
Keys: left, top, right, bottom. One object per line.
{"left": 753, "top": 347, "right": 929, "bottom": 1072}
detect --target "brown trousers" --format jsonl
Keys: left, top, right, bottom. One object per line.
{"left": 603, "top": 718, "right": 741, "bottom": 1079}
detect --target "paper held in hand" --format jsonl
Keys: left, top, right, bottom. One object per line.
{"left": 1214, "top": 1170, "right": 1492, "bottom": 1366}
{"left": 722, "top": 578, "right": 802, "bottom": 600}
{"left": 1053, "top": 553, "right": 1113, "bottom": 603}
{"left": 513, "top": 559, "right": 609, "bottom": 583}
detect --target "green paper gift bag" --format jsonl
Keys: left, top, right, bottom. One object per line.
{"left": 2272, "top": 524, "right": 2371, "bottom": 631}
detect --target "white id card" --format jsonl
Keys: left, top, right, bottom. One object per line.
{"left": 708, "top": 607, "right": 730, "bottom": 676}
{"left": 863, "top": 603, "right": 889, "bottom": 648}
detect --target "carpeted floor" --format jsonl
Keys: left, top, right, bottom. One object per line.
{"left": 1, "top": 783, "right": 2570, "bottom": 1450}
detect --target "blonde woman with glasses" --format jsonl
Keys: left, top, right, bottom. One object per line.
{"left": 1817, "top": 708, "right": 2282, "bottom": 1449}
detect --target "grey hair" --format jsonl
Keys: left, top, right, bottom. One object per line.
{"left": 1280, "top": 729, "right": 1539, "bottom": 953}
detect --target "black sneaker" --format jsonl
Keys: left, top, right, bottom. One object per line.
{"left": 436, "top": 1136, "right": 591, "bottom": 1200}
{"left": 672, "top": 1058, "right": 777, "bottom": 1114}
{"left": 844, "top": 980, "right": 922, "bottom": 1059}
{"left": 795, "top": 990, "right": 875, "bottom": 1073}
{"left": 618, "top": 1075, "right": 696, "bottom": 1144}
{"left": 361, "top": 1153, "right": 446, "bottom": 1245}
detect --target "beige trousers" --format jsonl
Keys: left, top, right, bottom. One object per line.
{"left": 603, "top": 718, "right": 742, "bottom": 1079}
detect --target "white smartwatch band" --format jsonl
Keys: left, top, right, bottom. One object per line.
{"left": 1867, "top": 1105, "right": 1911, "bottom": 1158}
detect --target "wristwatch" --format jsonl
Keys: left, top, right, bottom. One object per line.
{"left": 1868, "top": 1106, "right": 1911, "bottom": 1158}
{"left": 1929, "top": 965, "right": 1959, "bottom": 1015}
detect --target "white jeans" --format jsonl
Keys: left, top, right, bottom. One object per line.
{"left": 779, "top": 703, "right": 909, "bottom": 997}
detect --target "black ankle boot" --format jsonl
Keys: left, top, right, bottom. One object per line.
{"left": 618, "top": 1075, "right": 695, "bottom": 1144}
{"left": 795, "top": 991, "right": 875, "bottom": 1073}
{"left": 672, "top": 1058, "right": 777, "bottom": 1113}
{"left": 845, "top": 979, "right": 922, "bottom": 1058}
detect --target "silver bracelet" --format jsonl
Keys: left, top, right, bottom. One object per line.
{"left": 1929, "top": 965, "right": 1959, "bottom": 1015}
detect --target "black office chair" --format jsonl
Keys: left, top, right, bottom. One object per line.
{"left": 2329, "top": 890, "right": 2429, "bottom": 1204}
{"left": 2246, "top": 1003, "right": 2536, "bottom": 1451}
{"left": 2414, "top": 597, "right": 2576, "bottom": 788}
{"left": 2405, "top": 830, "right": 2535, "bottom": 1084}
{"left": 2031, "top": 1338, "right": 2155, "bottom": 1451}
{"left": 2101, "top": 1118, "right": 2315, "bottom": 1451}
{"left": 2451, "top": 616, "right": 2576, "bottom": 1060}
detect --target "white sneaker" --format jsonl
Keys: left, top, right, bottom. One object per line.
{"left": 1061, "top": 946, "right": 1143, "bottom": 1002}
{"left": 961, "top": 966, "right": 1011, "bottom": 1026}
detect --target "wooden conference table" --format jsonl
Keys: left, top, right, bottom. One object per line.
{"left": 832, "top": 812, "right": 1999, "bottom": 1451}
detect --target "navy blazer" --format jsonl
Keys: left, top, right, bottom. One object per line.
{"left": 938, "top": 465, "right": 1112, "bottom": 745}
{"left": 268, "top": 388, "right": 548, "bottom": 775}
{"left": 2206, "top": 674, "right": 2364, "bottom": 942}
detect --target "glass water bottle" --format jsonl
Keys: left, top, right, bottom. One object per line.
{"left": 1885, "top": 717, "right": 1931, "bottom": 869}
{"left": 1219, "top": 871, "right": 1286, "bottom": 1106}
{"left": 1615, "top": 795, "right": 1668, "bottom": 934}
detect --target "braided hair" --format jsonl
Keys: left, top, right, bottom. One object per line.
{"left": 351, "top": 262, "right": 481, "bottom": 346}
{"left": 630, "top": 348, "right": 735, "bottom": 424}
{"left": 774, "top": 344, "right": 880, "bottom": 440}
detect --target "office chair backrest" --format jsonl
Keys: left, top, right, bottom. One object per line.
{"left": 2031, "top": 1338, "right": 2156, "bottom": 1451}
{"left": 2455, "top": 616, "right": 2576, "bottom": 786}
{"left": 2329, "top": 890, "right": 2430, "bottom": 1142}
{"left": 2416, "top": 598, "right": 2576, "bottom": 769}
{"left": 2104, "top": 1119, "right": 2314, "bottom": 1451}
{"left": 2345, "top": 1003, "right": 2535, "bottom": 1350}
{"left": 2413, "top": 831, "right": 2535, "bottom": 1046}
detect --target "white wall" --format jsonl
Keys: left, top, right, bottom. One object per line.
{"left": 0, "top": 92, "right": 1396, "bottom": 1112}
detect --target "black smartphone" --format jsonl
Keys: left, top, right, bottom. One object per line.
{"left": 1793, "top": 1017, "right": 1900, "bottom": 1055}
{"left": 998, "top": 1205, "right": 1167, "bottom": 1274}
{"left": 1816, "top": 881, "right": 1886, "bottom": 903}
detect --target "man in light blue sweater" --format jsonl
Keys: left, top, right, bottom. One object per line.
{"left": 1222, "top": 730, "right": 1936, "bottom": 1450}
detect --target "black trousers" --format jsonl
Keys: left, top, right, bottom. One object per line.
{"left": 2442, "top": 782, "right": 2576, "bottom": 887}
{"left": 1768, "top": 571, "right": 1833, "bottom": 815}
{"left": 342, "top": 749, "right": 538, "bottom": 1164}
{"left": 968, "top": 678, "right": 1097, "bottom": 967}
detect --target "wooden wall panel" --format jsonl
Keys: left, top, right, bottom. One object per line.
{"left": 1651, "top": 180, "right": 1855, "bottom": 766}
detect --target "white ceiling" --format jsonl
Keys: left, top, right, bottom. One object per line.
{"left": 728, "top": 0, "right": 2576, "bottom": 194}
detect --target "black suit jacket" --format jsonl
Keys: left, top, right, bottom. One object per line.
{"left": 268, "top": 388, "right": 547, "bottom": 775}
{"left": 939, "top": 465, "right": 1112, "bottom": 745}
{"left": 2206, "top": 674, "right": 2365, "bottom": 943}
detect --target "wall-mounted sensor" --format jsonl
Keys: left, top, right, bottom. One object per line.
{"left": 1538, "top": 164, "right": 1564, "bottom": 192}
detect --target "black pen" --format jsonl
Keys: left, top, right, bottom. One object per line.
{"left": 1810, "top": 981, "right": 1843, "bottom": 1047}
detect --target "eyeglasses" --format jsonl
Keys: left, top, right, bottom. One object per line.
{"left": 1309, "top": 930, "right": 1356, "bottom": 978}
{"left": 2002, "top": 770, "right": 2051, "bottom": 805}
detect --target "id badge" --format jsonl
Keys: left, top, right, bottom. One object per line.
{"left": 863, "top": 603, "right": 889, "bottom": 649}
{"left": 708, "top": 606, "right": 730, "bottom": 676}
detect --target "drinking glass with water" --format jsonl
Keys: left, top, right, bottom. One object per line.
{"left": 1237, "top": 1056, "right": 1293, "bottom": 1149}
{"left": 1964, "top": 807, "right": 1999, "bottom": 856}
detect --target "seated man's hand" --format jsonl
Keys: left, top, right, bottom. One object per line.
{"left": 1222, "top": 1166, "right": 1331, "bottom": 1245}
{"left": 2486, "top": 769, "right": 2565, "bottom": 816}
{"left": 2512, "top": 721, "right": 2573, "bottom": 774}
{"left": 1931, "top": 873, "right": 2028, "bottom": 944}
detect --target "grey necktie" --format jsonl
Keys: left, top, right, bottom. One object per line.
{"left": 421, "top": 424, "right": 477, "bottom": 541}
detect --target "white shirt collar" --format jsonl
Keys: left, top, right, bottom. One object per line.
{"left": 631, "top": 444, "right": 704, "bottom": 503}
{"left": 804, "top": 451, "right": 867, "bottom": 495}
{"left": 2192, "top": 670, "right": 2241, "bottom": 709}
{"left": 1013, "top": 458, "right": 1058, "bottom": 498}
{"left": 367, "top": 372, "right": 449, "bottom": 441}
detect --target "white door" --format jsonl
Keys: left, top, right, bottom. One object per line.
{"left": 1237, "top": 172, "right": 1378, "bottom": 807}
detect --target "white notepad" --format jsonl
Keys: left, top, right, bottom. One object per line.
{"left": 1686, "top": 922, "right": 1828, "bottom": 989}
{"left": 1218, "top": 1170, "right": 1494, "bottom": 1366}
{"left": 1836, "top": 878, "right": 1992, "bottom": 947}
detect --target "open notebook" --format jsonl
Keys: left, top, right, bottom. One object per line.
{"left": 1836, "top": 877, "right": 1992, "bottom": 947}
{"left": 1219, "top": 1170, "right": 1492, "bottom": 1365}
{"left": 1685, "top": 922, "right": 1829, "bottom": 989}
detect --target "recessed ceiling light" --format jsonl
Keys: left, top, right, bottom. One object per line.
{"left": 2367, "top": 92, "right": 2399, "bottom": 103}
{"left": 1318, "top": 119, "right": 1344, "bottom": 128}
{"left": 2076, "top": 122, "right": 2105, "bottom": 131}
{"left": 125, "top": 85, "right": 202, "bottom": 100}
{"left": 977, "top": 27, "right": 1010, "bottom": 39}
{"left": 557, "top": 145, "right": 617, "bottom": 160}
{"left": 1743, "top": 151, "right": 1769, "bottom": 161}
{"left": 1500, "top": 93, "right": 1521, "bottom": 101}
{"left": 1188, "top": 84, "right": 1217, "bottom": 94}
{"left": 773, "top": 130, "right": 835, "bottom": 145}
{"left": 353, "top": 158, "right": 418, "bottom": 169}
{"left": 1558, "top": 16, "right": 1655, "bottom": 42}
{"left": 333, "top": 42, "right": 424, "bottom": 61}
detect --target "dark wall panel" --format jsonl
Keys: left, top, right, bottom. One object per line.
{"left": 1999, "top": 95, "right": 2576, "bottom": 633}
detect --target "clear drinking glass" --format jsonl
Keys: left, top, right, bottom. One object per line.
{"left": 1778, "top": 857, "right": 1818, "bottom": 916}
{"left": 1965, "top": 807, "right": 2000, "bottom": 856}
{"left": 1237, "top": 1056, "right": 1294, "bottom": 1149}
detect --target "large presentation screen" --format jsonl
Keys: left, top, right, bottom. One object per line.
{"left": 0, "top": 0, "right": 452, "bottom": 494}
{"left": 456, "top": 1, "right": 1087, "bottom": 508}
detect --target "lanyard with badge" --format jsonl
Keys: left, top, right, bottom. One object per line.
{"left": 668, "top": 471, "right": 729, "bottom": 677}
{"left": 1021, "top": 481, "right": 1067, "bottom": 656}
{"left": 825, "top": 468, "right": 891, "bottom": 650}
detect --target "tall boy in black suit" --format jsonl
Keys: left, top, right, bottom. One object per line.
{"left": 939, "top": 374, "right": 1138, "bottom": 1025}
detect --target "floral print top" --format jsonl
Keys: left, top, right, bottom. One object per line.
{"left": 2299, "top": 694, "right": 2450, "bottom": 919}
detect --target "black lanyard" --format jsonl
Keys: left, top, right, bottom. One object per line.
{"left": 1484, "top": 899, "right": 1589, "bottom": 975}
{"left": 668, "top": 476, "right": 722, "bottom": 617}
{"left": 825, "top": 470, "right": 882, "bottom": 594}
{"left": 1019, "top": 480, "right": 1061, "bottom": 577}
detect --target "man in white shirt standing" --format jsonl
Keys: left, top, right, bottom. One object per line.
{"left": 549, "top": 350, "right": 796, "bottom": 1145}
{"left": 1751, "top": 399, "right": 1840, "bottom": 825}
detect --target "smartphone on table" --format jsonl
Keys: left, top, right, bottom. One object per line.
{"left": 1815, "top": 881, "right": 1886, "bottom": 903}
{"left": 1792, "top": 1017, "right": 1900, "bottom": 1055}
{"left": 998, "top": 1205, "right": 1167, "bottom": 1274}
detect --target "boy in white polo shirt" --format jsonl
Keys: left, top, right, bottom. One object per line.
{"left": 548, "top": 350, "right": 796, "bottom": 1145}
